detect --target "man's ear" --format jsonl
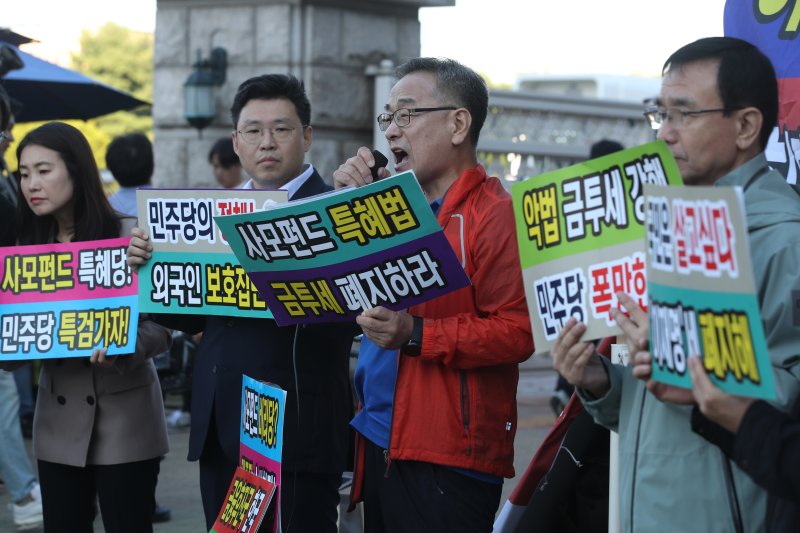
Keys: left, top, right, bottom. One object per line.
{"left": 302, "top": 125, "right": 313, "bottom": 152}
{"left": 231, "top": 130, "right": 240, "bottom": 156}
{"left": 451, "top": 108, "right": 472, "bottom": 146}
{"left": 735, "top": 107, "right": 763, "bottom": 152}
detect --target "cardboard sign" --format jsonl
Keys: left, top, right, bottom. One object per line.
{"left": 210, "top": 467, "right": 276, "bottom": 533}
{"left": 644, "top": 183, "right": 777, "bottom": 400}
{"left": 239, "top": 376, "right": 286, "bottom": 533}
{"left": 511, "top": 140, "right": 683, "bottom": 352}
{"left": 215, "top": 172, "right": 471, "bottom": 326}
{"left": 136, "top": 188, "right": 287, "bottom": 318}
{"left": 0, "top": 238, "right": 138, "bottom": 360}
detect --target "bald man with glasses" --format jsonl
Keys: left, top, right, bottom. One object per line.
{"left": 552, "top": 37, "right": 800, "bottom": 533}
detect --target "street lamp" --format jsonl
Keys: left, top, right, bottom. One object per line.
{"left": 183, "top": 47, "right": 227, "bottom": 136}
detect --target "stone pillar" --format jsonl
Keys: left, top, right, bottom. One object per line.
{"left": 153, "top": 0, "right": 453, "bottom": 188}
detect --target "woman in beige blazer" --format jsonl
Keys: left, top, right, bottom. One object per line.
{"left": 12, "top": 122, "right": 169, "bottom": 533}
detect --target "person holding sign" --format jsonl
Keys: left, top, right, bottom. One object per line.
{"left": 689, "top": 356, "right": 800, "bottom": 532}
{"left": 127, "top": 74, "right": 359, "bottom": 532}
{"left": 333, "top": 58, "right": 533, "bottom": 532}
{"left": 552, "top": 37, "right": 800, "bottom": 532}
{"left": 4, "top": 122, "right": 171, "bottom": 533}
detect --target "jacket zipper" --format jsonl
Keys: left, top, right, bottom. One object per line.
{"left": 459, "top": 370, "right": 471, "bottom": 455}
{"left": 383, "top": 449, "right": 391, "bottom": 478}
{"left": 384, "top": 349, "right": 402, "bottom": 478}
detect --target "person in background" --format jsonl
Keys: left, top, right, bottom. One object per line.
{"left": 103, "top": 130, "right": 171, "bottom": 524}
{"left": 105, "top": 133, "right": 153, "bottom": 217}
{"left": 9, "top": 122, "right": 170, "bottom": 533}
{"left": 689, "top": 358, "right": 800, "bottom": 532}
{"left": 207, "top": 136, "right": 245, "bottom": 189}
{"left": 0, "top": 96, "right": 37, "bottom": 440}
{"left": 0, "top": 85, "right": 43, "bottom": 531}
{"left": 552, "top": 37, "right": 800, "bottom": 532}
{"left": 333, "top": 57, "right": 533, "bottom": 532}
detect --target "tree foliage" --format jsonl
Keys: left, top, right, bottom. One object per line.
{"left": 5, "top": 23, "right": 153, "bottom": 175}
{"left": 71, "top": 22, "right": 154, "bottom": 145}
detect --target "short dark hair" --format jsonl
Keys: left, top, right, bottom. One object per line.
{"left": 663, "top": 37, "right": 778, "bottom": 150}
{"left": 208, "top": 137, "right": 240, "bottom": 168}
{"left": 395, "top": 58, "right": 488, "bottom": 147}
{"left": 105, "top": 133, "right": 153, "bottom": 187}
{"left": 230, "top": 74, "right": 311, "bottom": 128}
{"left": 590, "top": 139, "right": 624, "bottom": 158}
{"left": 16, "top": 122, "right": 120, "bottom": 244}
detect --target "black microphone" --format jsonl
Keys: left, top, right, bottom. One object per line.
{"left": 370, "top": 150, "right": 389, "bottom": 181}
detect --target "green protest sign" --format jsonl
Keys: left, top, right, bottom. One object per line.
{"left": 511, "top": 141, "right": 683, "bottom": 352}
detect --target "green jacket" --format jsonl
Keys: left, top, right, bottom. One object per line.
{"left": 580, "top": 153, "right": 800, "bottom": 532}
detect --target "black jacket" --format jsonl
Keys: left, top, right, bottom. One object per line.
{"left": 155, "top": 170, "right": 359, "bottom": 474}
{"left": 692, "top": 399, "right": 800, "bottom": 533}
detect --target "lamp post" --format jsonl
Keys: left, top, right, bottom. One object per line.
{"left": 183, "top": 47, "right": 227, "bottom": 137}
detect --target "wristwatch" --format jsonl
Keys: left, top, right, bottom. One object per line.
{"left": 402, "top": 316, "right": 423, "bottom": 356}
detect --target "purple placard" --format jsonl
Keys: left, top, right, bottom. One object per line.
{"left": 248, "top": 232, "right": 470, "bottom": 326}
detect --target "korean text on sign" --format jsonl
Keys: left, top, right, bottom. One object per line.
{"left": 0, "top": 237, "right": 139, "bottom": 360}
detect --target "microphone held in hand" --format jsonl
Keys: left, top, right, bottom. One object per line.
{"left": 370, "top": 150, "right": 389, "bottom": 181}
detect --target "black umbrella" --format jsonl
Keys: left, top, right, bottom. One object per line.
{"left": 0, "top": 41, "right": 149, "bottom": 123}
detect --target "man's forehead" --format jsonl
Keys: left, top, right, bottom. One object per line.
{"left": 384, "top": 96, "right": 417, "bottom": 111}
{"left": 658, "top": 60, "right": 720, "bottom": 104}
{"left": 386, "top": 72, "right": 438, "bottom": 110}
{"left": 238, "top": 98, "right": 298, "bottom": 124}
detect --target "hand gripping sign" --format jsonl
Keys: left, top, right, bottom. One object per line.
{"left": 0, "top": 237, "right": 138, "bottom": 360}
{"left": 136, "top": 188, "right": 287, "bottom": 318}
{"left": 511, "top": 140, "right": 683, "bottom": 353}
{"left": 215, "top": 172, "right": 471, "bottom": 326}
{"left": 644, "top": 183, "right": 777, "bottom": 400}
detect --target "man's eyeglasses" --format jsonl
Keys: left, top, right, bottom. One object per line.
{"left": 235, "top": 125, "right": 302, "bottom": 144}
{"left": 643, "top": 106, "right": 741, "bottom": 130}
{"left": 0, "top": 131, "right": 10, "bottom": 143}
{"left": 377, "top": 107, "right": 457, "bottom": 132}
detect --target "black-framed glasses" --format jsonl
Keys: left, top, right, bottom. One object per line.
{"left": 377, "top": 107, "right": 457, "bottom": 131}
{"left": 235, "top": 125, "right": 302, "bottom": 144}
{"left": 643, "top": 106, "right": 741, "bottom": 130}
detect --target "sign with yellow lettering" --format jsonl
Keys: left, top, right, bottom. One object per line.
{"left": 210, "top": 466, "right": 276, "bottom": 533}
{"left": 136, "top": 188, "right": 287, "bottom": 318}
{"left": 0, "top": 238, "right": 138, "bottom": 360}
{"left": 511, "top": 141, "right": 683, "bottom": 352}
{"left": 239, "top": 375, "right": 285, "bottom": 533}
{"left": 215, "top": 172, "right": 471, "bottom": 326}
{"left": 644, "top": 183, "right": 777, "bottom": 400}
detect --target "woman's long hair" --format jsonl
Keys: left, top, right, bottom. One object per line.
{"left": 16, "top": 122, "right": 120, "bottom": 245}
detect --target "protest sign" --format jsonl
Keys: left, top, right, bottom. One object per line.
{"left": 725, "top": 1, "right": 800, "bottom": 184}
{"left": 0, "top": 238, "right": 138, "bottom": 359}
{"left": 239, "top": 375, "right": 285, "bottom": 533}
{"left": 136, "top": 189, "right": 287, "bottom": 318}
{"left": 644, "top": 183, "right": 777, "bottom": 400}
{"left": 511, "top": 140, "right": 683, "bottom": 352}
{"left": 210, "top": 466, "right": 276, "bottom": 533}
{"left": 215, "top": 171, "right": 471, "bottom": 326}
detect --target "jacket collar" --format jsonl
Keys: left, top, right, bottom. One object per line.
{"left": 715, "top": 152, "right": 768, "bottom": 190}
{"left": 436, "top": 164, "right": 487, "bottom": 221}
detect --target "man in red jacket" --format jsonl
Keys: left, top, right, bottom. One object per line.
{"left": 333, "top": 57, "right": 534, "bottom": 533}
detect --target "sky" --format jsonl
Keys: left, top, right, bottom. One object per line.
{"left": 5, "top": 0, "right": 727, "bottom": 84}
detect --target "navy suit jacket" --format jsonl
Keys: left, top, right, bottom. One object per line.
{"left": 155, "top": 170, "right": 358, "bottom": 474}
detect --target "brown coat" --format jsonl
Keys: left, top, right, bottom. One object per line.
{"left": 33, "top": 317, "right": 170, "bottom": 466}
{"left": 31, "top": 218, "right": 170, "bottom": 466}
